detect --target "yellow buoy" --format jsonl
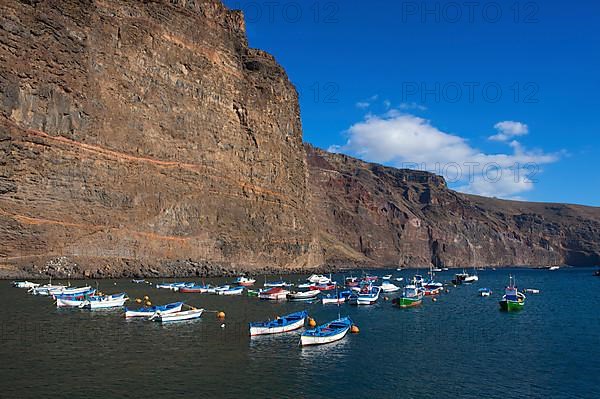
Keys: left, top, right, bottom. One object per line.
{"left": 143, "top": 295, "right": 149, "bottom": 301}
{"left": 384, "top": 296, "right": 389, "bottom": 301}
{"left": 350, "top": 325, "right": 360, "bottom": 334}
{"left": 145, "top": 301, "right": 152, "bottom": 306}
{"left": 308, "top": 318, "right": 317, "bottom": 327}
{"left": 432, "top": 297, "right": 437, "bottom": 302}
{"left": 217, "top": 311, "right": 226, "bottom": 319}
{"left": 135, "top": 298, "right": 142, "bottom": 304}
{"left": 98, "top": 292, "right": 103, "bottom": 296}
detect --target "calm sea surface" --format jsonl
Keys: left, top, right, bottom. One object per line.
{"left": 1, "top": 267, "right": 599, "bottom": 398}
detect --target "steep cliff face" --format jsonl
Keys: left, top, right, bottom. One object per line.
{"left": 0, "top": 0, "right": 321, "bottom": 277}
{"left": 306, "top": 145, "right": 600, "bottom": 268}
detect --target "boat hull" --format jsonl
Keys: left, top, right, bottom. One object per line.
{"left": 81, "top": 297, "right": 128, "bottom": 309}
{"left": 499, "top": 300, "right": 525, "bottom": 311}
{"left": 394, "top": 297, "right": 422, "bottom": 308}
{"left": 125, "top": 303, "right": 183, "bottom": 318}
{"left": 300, "top": 326, "right": 350, "bottom": 346}
{"left": 250, "top": 317, "right": 306, "bottom": 336}
{"left": 153, "top": 309, "right": 204, "bottom": 323}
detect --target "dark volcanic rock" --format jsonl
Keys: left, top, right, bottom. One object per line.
{"left": 306, "top": 145, "right": 600, "bottom": 268}
{"left": 0, "top": 0, "right": 322, "bottom": 278}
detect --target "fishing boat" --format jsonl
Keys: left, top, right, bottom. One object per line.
{"left": 478, "top": 288, "right": 492, "bottom": 297}
{"left": 151, "top": 308, "right": 204, "bottom": 323}
{"left": 131, "top": 279, "right": 146, "bottom": 284}
{"left": 80, "top": 294, "right": 129, "bottom": 310}
{"left": 308, "top": 283, "right": 336, "bottom": 291}
{"left": 424, "top": 286, "right": 443, "bottom": 296}
{"left": 12, "top": 281, "right": 39, "bottom": 289}
{"left": 452, "top": 270, "right": 478, "bottom": 284}
{"left": 30, "top": 284, "right": 66, "bottom": 296}
{"left": 57, "top": 293, "right": 126, "bottom": 308}
{"left": 247, "top": 289, "right": 260, "bottom": 297}
{"left": 547, "top": 266, "right": 560, "bottom": 271}
{"left": 48, "top": 286, "right": 94, "bottom": 298}
{"left": 382, "top": 274, "right": 392, "bottom": 280}
{"left": 432, "top": 268, "right": 443, "bottom": 272}
{"left": 307, "top": 274, "right": 332, "bottom": 284}
{"left": 263, "top": 280, "right": 293, "bottom": 288}
{"left": 363, "top": 274, "right": 378, "bottom": 282}
{"left": 380, "top": 281, "right": 401, "bottom": 293}
{"left": 125, "top": 302, "right": 184, "bottom": 318}
{"left": 259, "top": 287, "right": 290, "bottom": 300}
{"left": 234, "top": 276, "right": 256, "bottom": 287}
{"left": 395, "top": 277, "right": 404, "bottom": 282}
{"left": 594, "top": 270, "right": 600, "bottom": 276}
{"left": 249, "top": 311, "right": 308, "bottom": 336}
{"left": 322, "top": 290, "right": 352, "bottom": 304}
{"left": 348, "top": 284, "right": 381, "bottom": 305}
{"left": 53, "top": 288, "right": 97, "bottom": 301}
{"left": 218, "top": 286, "right": 245, "bottom": 296}
{"left": 499, "top": 276, "right": 526, "bottom": 311}
{"left": 345, "top": 276, "right": 360, "bottom": 287}
{"left": 393, "top": 285, "right": 423, "bottom": 308}
{"left": 297, "top": 282, "right": 313, "bottom": 289}
{"left": 213, "top": 285, "right": 231, "bottom": 294}
{"left": 300, "top": 317, "right": 353, "bottom": 346}
{"left": 525, "top": 288, "right": 540, "bottom": 294}
{"left": 179, "top": 284, "right": 210, "bottom": 293}
{"left": 155, "top": 282, "right": 191, "bottom": 291}
{"left": 287, "top": 290, "right": 320, "bottom": 301}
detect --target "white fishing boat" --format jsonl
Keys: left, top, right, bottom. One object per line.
{"left": 249, "top": 311, "right": 308, "bottom": 336}
{"left": 300, "top": 317, "right": 353, "bottom": 346}
{"left": 30, "top": 284, "right": 67, "bottom": 296}
{"left": 259, "top": 287, "right": 290, "bottom": 300}
{"left": 151, "top": 308, "right": 204, "bottom": 323}
{"left": 380, "top": 281, "right": 401, "bottom": 293}
{"left": 125, "top": 302, "right": 184, "bottom": 318}
{"left": 395, "top": 277, "right": 404, "bottom": 282}
{"left": 57, "top": 293, "right": 126, "bottom": 308}
{"left": 322, "top": 290, "right": 352, "bottom": 304}
{"left": 548, "top": 266, "right": 560, "bottom": 271}
{"left": 382, "top": 274, "right": 392, "bottom": 280}
{"left": 525, "top": 288, "right": 540, "bottom": 294}
{"left": 307, "top": 274, "right": 332, "bottom": 284}
{"left": 12, "top": 281, "right": 39, "bottom": 289}
{"left": 234, "top": 277, "right": 256, "bottom": 286}
{"left": 218, "top": 286, "right": 244, "bottom": 296}
{"left": 80, "top": 294, "right": 129, "bottom": 309}
{"left": 213, "top": 285, "right": 231, "bottom": 294}
{"left": 49, "top": 286, "right": 94, "bottom": 297}
{"left": 286, "top": 290, "right": 320, "bottom": 301}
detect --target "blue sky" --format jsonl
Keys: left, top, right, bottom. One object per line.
{"left": 223, "top": 0, "right": 600, "bottom": 206}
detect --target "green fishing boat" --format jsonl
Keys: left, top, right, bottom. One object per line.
{"left": 247, "top": 289, "right": 259, "bottom": 297}
{"left": 393, "top": 285, "right": 423, "bottom": 308}
{"left": 499, "top": 275, "right": 526, "bottom": 311}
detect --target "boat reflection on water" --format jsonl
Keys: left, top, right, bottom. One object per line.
{"left": 298, "top": 336, "right": 352, "bottom": 362}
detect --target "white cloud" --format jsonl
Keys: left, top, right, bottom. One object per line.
{"left": 355, "top": 101, "right": 370, "bottom": 109}
{"left": 489, "top": 120, "right": 529, "bottom": 142}
{"left": 398, "top": 102, "right": 427, "bottom": 111}
{"left": 332, "top": 112, "right": 560, "bottom": 199}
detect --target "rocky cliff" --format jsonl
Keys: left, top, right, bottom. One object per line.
{"left": 1, "top": 0, "right": 599, "bottom": 279}
{"left": 306, "top": 145, "right": 600, "bottom": 268}
{"left": 0, "top": 0, "right": 321, "bottom": 278}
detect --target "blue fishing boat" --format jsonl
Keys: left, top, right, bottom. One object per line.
{"left": 322, "top": 290, "right": 352, "bottom": 304}
{"left": 300, "top": 317, "right": 353, "bottom": 346}
{"left": 124, "top": 301, "right": 184, "bottom": 318}
{"left": 53, "top": 289, "right": 96, "bottom": 300}
{"left": 348, "top": 284, "right": 381, "bottom": 305}
{"left": 249, "top": 311, "right": 309, "bottom": 336}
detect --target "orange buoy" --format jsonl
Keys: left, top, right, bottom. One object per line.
{"left": 217, "top": 311, "right": 226, "bottom": 319}
{"left": 135, "top": 298, "right": 142, "bottom": 304}
{"left": 350, "top": 325, "right": 360, "bottom": 334}
{"left": 308, "top": 318, "right": 317, "bottom": 327}
{"left": 143, "top": 295, "right": 149, "bottom": 301}
{"left": 446, "top": 289, "right": 450, "bottom": 293}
